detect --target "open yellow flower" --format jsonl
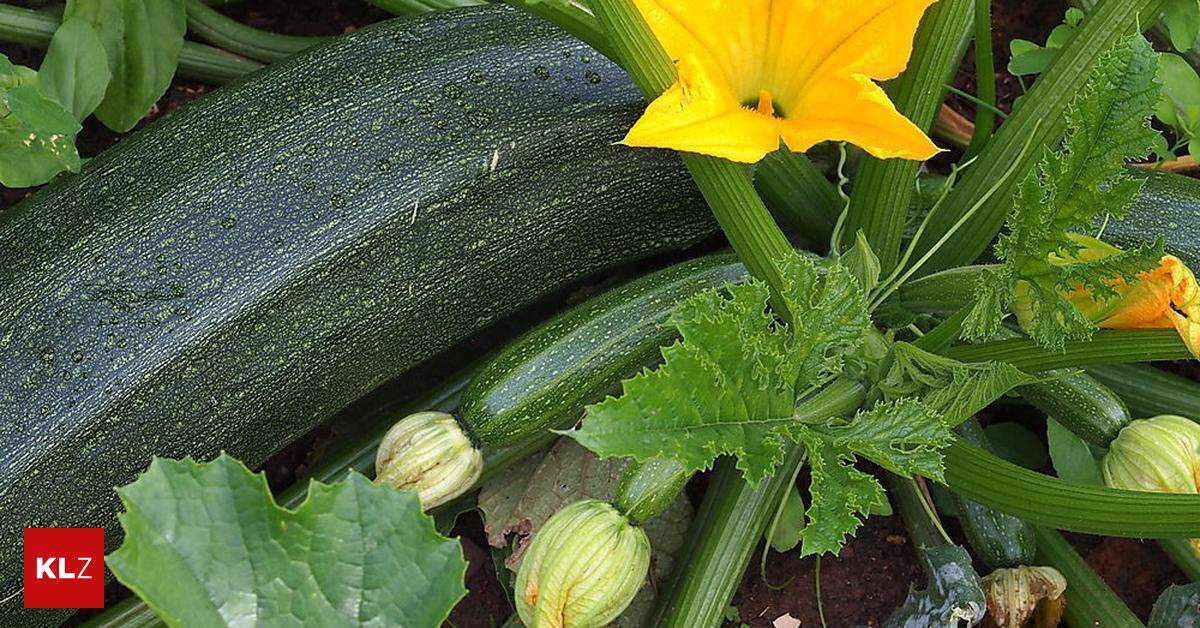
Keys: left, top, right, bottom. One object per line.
{"left": 621, "top": 0, "right": 943, "bottom": 163}
{"left": 1014, "top": 235, "right": 1200, "bottom": 358}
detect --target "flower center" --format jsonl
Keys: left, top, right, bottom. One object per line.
{"left": 743, "top": 89, "right": 785, "bottom": 119}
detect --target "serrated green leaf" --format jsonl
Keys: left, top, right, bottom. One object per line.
{"left": 39, "top": 17, "right": 111, "bottom": 121}
{"left": 568, "top": 253, "right": 870, "bottom": 484}
{"left": 794, "top": 435, "right": 885, "bottom": 557}
{"left": 969, "top": 35, "right": 1164, "bottom": 350}
{"left": 794, "top": 399, "right": 951, "bottom": 556}
{"left": 64, "top": 0, "right": 186, "bottom": 132}
{"left": 107, "top": 455, "right": 467, "bottom": 628}
{"left": 877, "top": 342, "right": 1037, "bottom": 427}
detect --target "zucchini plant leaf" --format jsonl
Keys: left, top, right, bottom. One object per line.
{"left": 1148, "top": 583, "right": 1200, "bottom": 627}
{"left": 107, "top": 455, "right": 467, "bottom": 628}
{"left": 38, "top": 17, "right": 111, "bottom": 121}
{"left": 964, "top": 35, "right": 1164, "bottom": 349}
{"left": 64, "top": 0, "right": 186, "bottom": 132}
{"left": 1046, "top": 417, "right": 1105, "bottom": 485}
{"left": 1007, "top": 8, "right": 1083, "bottom": 76}
{"left": 876, "top": 342, "right": 1036, "bottom": 427}
{"left": 883, "top": 545, "right": 986, "bottom": 627}
{"left": 566, "top": 253, "right": 872, "bottom": 484}
{"left": 794, "top": 399, "right": 952, "bottom": 556}
{"left": 0, "top": 65, "right": 83, "bottom": 188}
{"left": 1164, "top": 0, "right": 1200, "bottom": 52}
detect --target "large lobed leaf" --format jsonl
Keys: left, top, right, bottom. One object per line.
{"left": 107, "top": 455, "right": 467, "bottom": 628}
{"left": 965, "top": 35, "right": 1165, "bottom": 349}
{"left": 566, "top": 253, "right": 871, "bottom": 484}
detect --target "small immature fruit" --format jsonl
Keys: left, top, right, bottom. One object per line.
{"left": 980, "top": 566, "right": 1067, "bottom": 628}
{"left": 374, "top": 411, "right": 483, "bottom": 510}
{"left": 515, "top": 499, "right": 651, "bottom": 628}
{"left": 1103, "top": 415, "right": 1200, "bottom": 555}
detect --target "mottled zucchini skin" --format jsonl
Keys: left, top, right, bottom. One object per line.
{"left": 0, "top": 5, "right": 713, "bottom": 618}
{"left": 1109, "top": 170, "right": 1200, "bottom": 268}
{"left": 462, "top": 254, "right": 747, "bottom": 446}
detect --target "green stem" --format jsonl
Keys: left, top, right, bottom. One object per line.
{"left": 909, "top": 0, "right": 1166, "bottom": 275}
{"left": 964, "top": 0, "right": 997, "bottom": 159}
{"left": 941, "top": 329, "right": 1192, "bottom": 370}
{"left": 755, "top": 149, "right": 840, "bottom": 251}
{"left": 841, "top": 0, "right": 974, "bottom": 271}
{"left": 1159, "top": 537, "right": 1200, "bottom": 581}
{"left": 0, "top": 3, "right": 262, "bottom": 84}
{"left": 1087, "top": 363, "right": 1200, "bottom": 420}
{"left": 1033, "top": 527, "right": 1144, "bottom": 628}
{"left": 649, "top": 380, "right": 867, "bottom": 628}
{"left": 945, "top": 437, "right": 1200, "bottom": 537}
{"left": 887, "top": 474, "right": 952, "bottom": 549}
{"left": 184, "top": 0, "right": 326, "bottom": 63}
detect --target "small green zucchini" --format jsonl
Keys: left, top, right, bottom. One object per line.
{"left": 1017, "top": 370, "right": 1131, "bottom": 448}
{"left": 375, "top": 254, "right": 747, "bottom": 507}
{"left": 462, "top": 253, "right": 746, "bottom": 446}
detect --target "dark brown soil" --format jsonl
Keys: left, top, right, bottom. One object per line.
{"left": 5, "top": 0, "right": 1193, "bottom": 625}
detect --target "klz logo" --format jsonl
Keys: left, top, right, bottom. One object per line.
{"left": 23, "top": 528, "right": 104, "bottom": 608}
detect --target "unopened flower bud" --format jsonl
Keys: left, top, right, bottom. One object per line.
{"left": 374, "top": 411, "right": 482, "bottom": 509}
{"left": 1103, "top": 415, "right": 1200, "bottom": 556}
{"left": 980, "top": 566, "right": 1066, "bottom": 628}
{"left": 515, "top": 500, "right": 650, "bottom": 628}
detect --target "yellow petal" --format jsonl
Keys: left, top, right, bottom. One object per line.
{"left": 764, "top": 0, "right": 939, "bottom": 107}
{"left": 621, "top": 54, "right": 780, "bottom": 163}
{"left": 778, "top": 74, "right": 940, "bottom": 160}
{"left": 631, "top": 0, "right": 770, "bottom": 98}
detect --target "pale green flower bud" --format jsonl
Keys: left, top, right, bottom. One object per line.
{"left": 515, "top": 500, "right": 650, "bottom": 628}
{"left": 980, "top": 566, "right": 1066, "bottom": 628}
{"left": 1103, "top": 415, "right": 1200, "bottom": 556}
{"left": 374, "top": 411, "right": 482, "bottom": 510}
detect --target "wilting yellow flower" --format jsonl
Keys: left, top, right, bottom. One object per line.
{"left": 1013, "top": 235, "right": 1200, "bottom": 358}
{"left": 621, "top": 0, "right": 942, "bottom": 163}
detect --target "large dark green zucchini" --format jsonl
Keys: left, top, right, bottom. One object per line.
{"left": 0, "top": 5, "right": 715, "bottom": 619}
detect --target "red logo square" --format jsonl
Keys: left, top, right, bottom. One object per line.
{"left": 23, "top": 528, "right": 105, "bottom": 609}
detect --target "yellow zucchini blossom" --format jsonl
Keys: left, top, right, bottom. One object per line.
{"left": 621, "top": 0, "right": 942, "bottom": 163}
{"left": 1013, "top": 234, "right": 1200, "bottom": 358}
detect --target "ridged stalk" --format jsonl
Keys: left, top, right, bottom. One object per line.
{"left": 1033, "top": 527, "right": 1144, "bottom": 627}
{"left": 964, "top": 0, "right": 997, "bottom": 159}
{"left": 185, "top": 0, "right": 325, "bottom": 63}
{"left": 0, "top": 3, "right": 262, "bottom": 84}
{"left": 755, "top": 149, "right": 840, "bottom": 251}
{"left": 841, "top": 0, "right": 974, "bottom": 271}
{"left": 909, "top": 0, "right": 1166, "bottom": 274}
{"left": 945, "top": 438, "right": 1200, "bottom": 537}
{"left": 941, "top": 330, "right": 1192, "bottom": 370}
{"left": 1088, "top": 363, "right": 1200, "bottom": 420}
{"left": 648, "top": 380, "right": 867, "bottom": 628}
